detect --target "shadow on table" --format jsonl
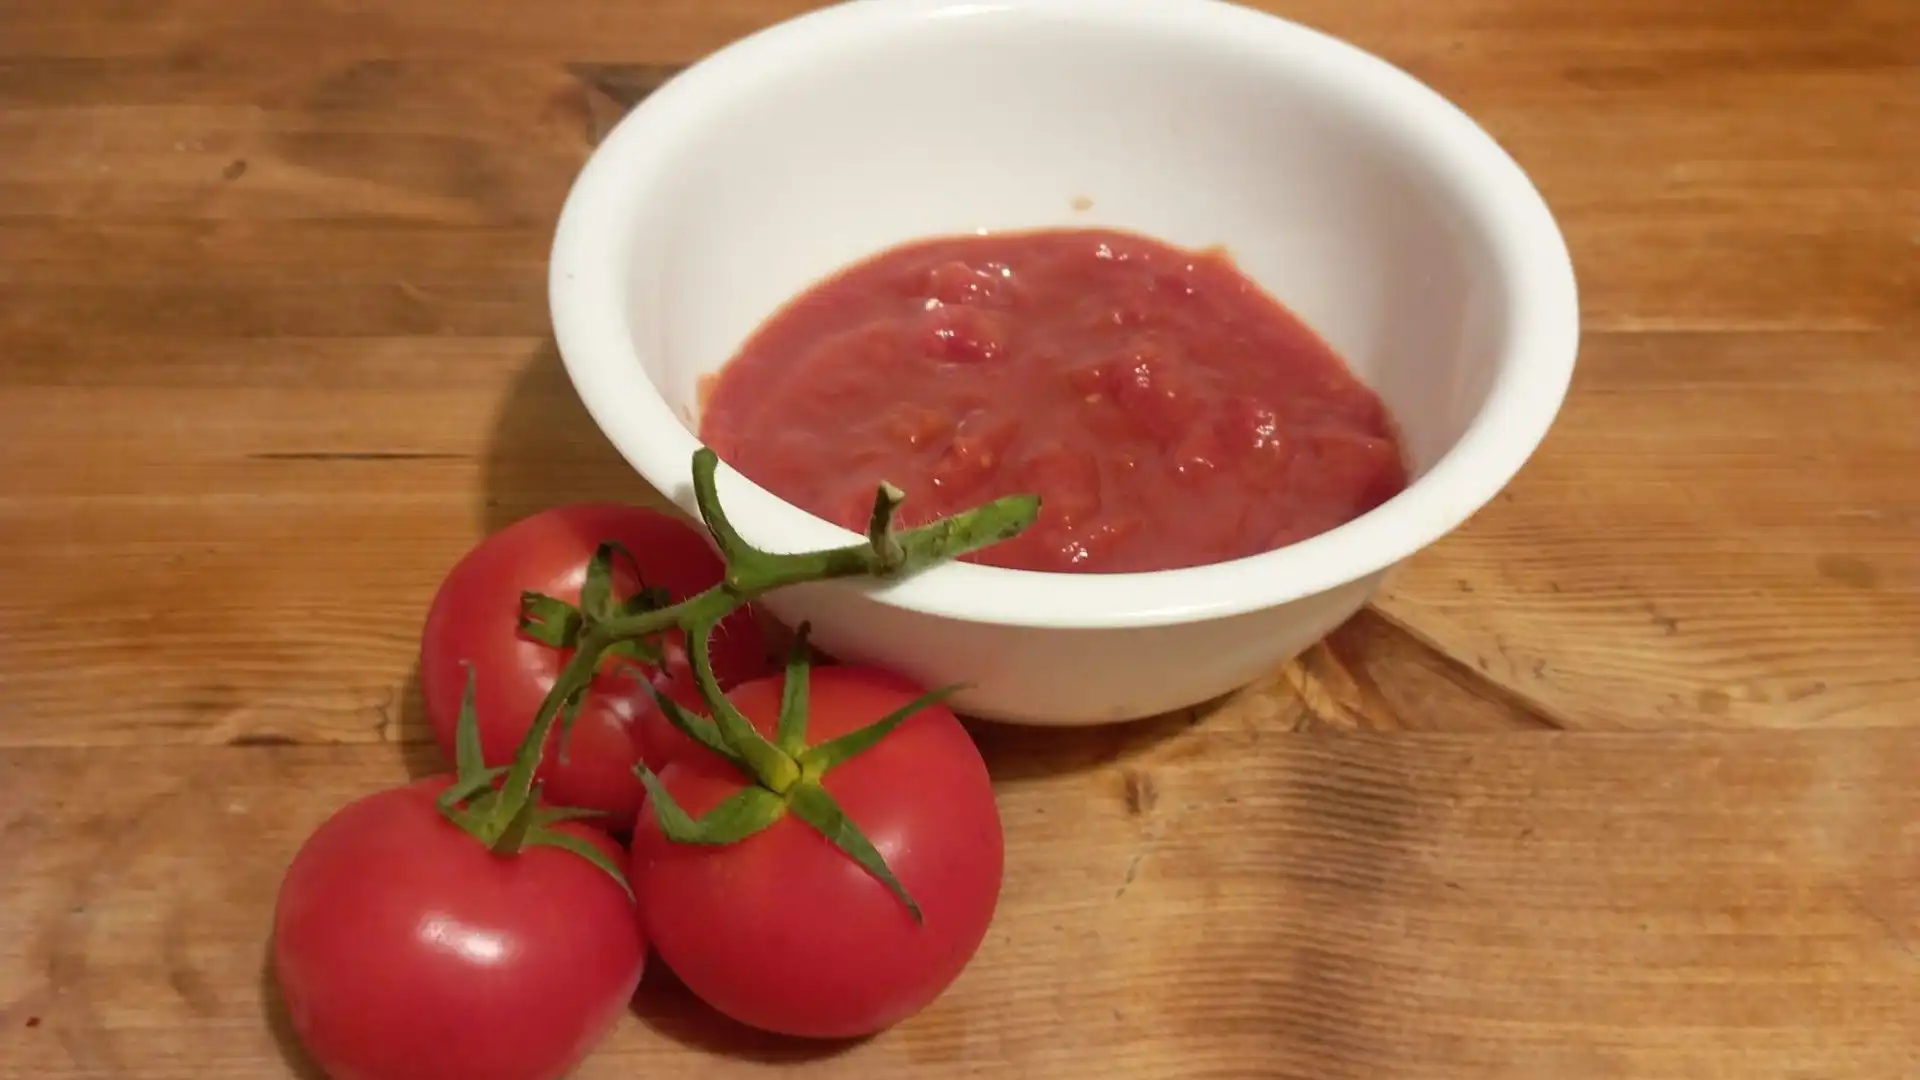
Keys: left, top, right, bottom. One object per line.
{"left": 264, "top": 938, "right": 847, "bottom": 1075}
{"left": 480, "top": 338, "right": 663, "bottom": 537}
{"left": 260, "top": 946, "right": 331, "bottom": 1080}
{"left": 392, "top": 663, "right": 450, "bottom": 781}
{"left": 965, "top": 695, "right": 1225, "bottom": 785}
{"left": 629, "top": 962, "right": 864, "bottom": 1064}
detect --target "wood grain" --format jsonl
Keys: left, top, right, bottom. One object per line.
{"left": 4, "top": 731, "right": 1917, "bottom": 1080}
{"left": 0, "top": 0, "right": 1916, "bottom": 1077}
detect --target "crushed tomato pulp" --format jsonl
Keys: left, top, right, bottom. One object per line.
{"left": 699, "top": 229, "right": 1408, "bottom": 574}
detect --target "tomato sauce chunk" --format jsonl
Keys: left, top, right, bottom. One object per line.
{"left": 700, "top": 229, "right": 1408, "bottom": 574}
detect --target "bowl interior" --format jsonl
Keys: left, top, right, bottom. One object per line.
{"left": 625, "top": 2, "right": 1509, "bottom": 479}
{"left": 553, "top": 0, "right": 1577, "bottom": 626}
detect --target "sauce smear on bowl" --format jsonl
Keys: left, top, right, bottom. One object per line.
{"left": 700, "top": 229, "right": 1407, "bottom": 574}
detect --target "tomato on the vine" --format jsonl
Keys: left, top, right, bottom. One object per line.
{"left": 632, "top": 664, "right": 1004, "bottom": 1039}
{"left": 420, "top": 502, "right": 777, "bottom": 829}
{"left": 272, "top": 447, "right": 1039, "bottom": 1077}
{"left": 273, "top": 777, "right": 644, "bottom": 1080}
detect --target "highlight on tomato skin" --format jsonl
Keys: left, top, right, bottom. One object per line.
{"left": 631, "top": 664, "right": 1005, "bottom": 1040}
{"left": 417, "top": 502, "right": 779, "bottom": 831}
{"left": 270, "top": 778, "right": 646, "bottom": 1080}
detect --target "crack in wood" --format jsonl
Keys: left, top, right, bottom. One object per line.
{"left": 224, "top": 733, "right": 299, "bottom": 748}
{"left": 1287, "top": 607, "right": 1568, "bottom": 732}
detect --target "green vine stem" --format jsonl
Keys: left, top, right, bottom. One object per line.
{"left": 438, "top": 447, "right": 1039, "bottom": 908}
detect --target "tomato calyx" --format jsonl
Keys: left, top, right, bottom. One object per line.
{"left": 634, "top": 624, "right": 963, "bottom": 923}
{"left": 433, "top": 667, "right": 633, "bottom": 897}
{"left": 516, "top": 539, "right": 677, "bottom": 762}
{"left": 518, "top": 538, "right": 674, "bottom": 664}
{"left": 495, "top": 448, "right": 1035, "bottom": 915}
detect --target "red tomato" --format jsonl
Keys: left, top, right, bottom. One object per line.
{"left": 631, "top": 667, "right": 1003, "bottom": 1038}
{"left": 420, "top": 503, "right": 777, "bottom": 829}
{"left": 272, "top": 778, "right": 644, "bottom": 1080}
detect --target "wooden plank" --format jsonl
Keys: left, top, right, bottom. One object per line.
{"left": 0, "top": 0, "right": 814, "bottom": 63}
{"left": 1377, "top": 332, "right": 1920, "bottom": 732}
{"left": 1, "top": 733, "right": 1914, "bottom": 1079}
{"left": 4, "top": 332, "right": 1912, "bottom": 745}
{"left": 0, "top": 1, "right": 1909, "bottom": 322}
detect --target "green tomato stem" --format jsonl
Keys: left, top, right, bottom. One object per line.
{"left": 434, "top": 666, "right": 630, "bottom": 896}
{"left": 867, "top": 482, "right": 908, "bottom": 573}
{"left": 685, "top": 619, "right": 799, "bottom": 793}
{"left": 509, "top": 448, "right": 1035, "bottom": 784}
{"left": 772, "top": 624, "right": 814, "bottom": 756}
{"left": 468, "top": 447, "right": 1038, "bottom": 917}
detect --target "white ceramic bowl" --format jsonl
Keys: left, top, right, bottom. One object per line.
{"left": 549, "top": 0, "right": 1579, "bottom": 725}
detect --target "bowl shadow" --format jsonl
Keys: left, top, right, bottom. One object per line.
{"left": 962, "top": 692, "right": 1228, "bottom": 786}
{"left": 480, "top": 338, "right": 669, "bottom": 537}
{"left": 629, "top": 962, "right": 864, "bottom": 1064}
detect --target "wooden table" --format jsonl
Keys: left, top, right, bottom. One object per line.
{"left": 2, "top": 1, "right": 1915, "bottom": 1077}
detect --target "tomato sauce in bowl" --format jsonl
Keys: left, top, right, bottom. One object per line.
{"left": 699, "top": 228, "right": 1408, "bottom": 575}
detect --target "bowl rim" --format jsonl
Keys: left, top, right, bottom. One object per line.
{"left": 549, "top": 0, "right": 1580, "bottom": 630}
